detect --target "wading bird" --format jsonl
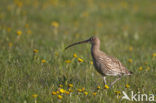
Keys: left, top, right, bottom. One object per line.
{"left": 65, "top": 36, "right": 132, "bottom": 87}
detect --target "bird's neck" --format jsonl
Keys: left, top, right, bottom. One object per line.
{"left": 91, "top": 44, "right": 100, "bottom": 57}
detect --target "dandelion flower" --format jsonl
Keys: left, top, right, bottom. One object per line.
{"left": 146, "top": 66, "right": 150, "bottom": 71}
{"left": 59, "top": 84, "right": 63, "bottom": 88}
{"left": 125, "top": 84, "right": 130, "bottom": 88}
{"left": 41, "top": 59, "right": 46, "bottom": 63}
{"left": 68, "top": 84, "right": 73, "bottom": 88}
{"left": 90, "top": 61, "right": 93, "bottom": 64}
{"left": 65, "top": 91, "right": 70, "bottom": 95}
{"left": 33, "top": 49, "right": 39, "bottom": 53}
{"left": 51, "top": 21, "right": 59, "bottom": 28}
{"left": 92, "top": 92, "right": 97, "bottom": 96}
{"left": 52, "top": 91, "right": 57, "bottom": 95}
{"left": 65, "top": 60, "right": 71, "bottom": 63}
{"left": 81, "top": 88, "right": 85, "bottom": 92}
{"left": 84, "top": 92, "right": 88, "bottom": 96}
{"left": 128, "top": 59, "right": 133, "bottom": 63}
{"left": 16, "top": 30, "right": 22, "bottom": 36}
{"left": 73, "top": 53, "right": 77, "bottom": 58}
{"left": 104, "top": 85, "right": 109, "bottom": 89}
{"left": 78, "top": 58, "right": 84, "bottom": 62}
{"left": 115, "top": 91, "right": 121, "bottom": 95}
{"left": 138, "top": 66, "right": 143, "bottom": 71}
{"left": 7, "top": 27, "right": 11, "bottom": 32}
{"left": 57, "top": 95, "right": 62, "bottom": 99}
{"left": 97, "top": 86, "right": 100, "bottom": 90}
{"left": 77, "top": 89, "right": 82, "bottom": 92}
{"left": 152, "top": 53, "right": 156, "bottom": 57}
{"left": 32, "top": 94, "right": 38, "bottom": 98}
{"left": 129, "top": 46, "right": 133, "bottom": 51}
{"left": 60, "top": 89, "right": 66, "bottom": 93}
{"left": 56, "top": 91, "right": 60, "bottom": 94}
{"left": 68, "top": 89, "right": 73, "bottom": 92}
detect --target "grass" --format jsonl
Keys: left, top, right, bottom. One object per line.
{"left": 0, "top": 0, "right": 156, "bottom": 103}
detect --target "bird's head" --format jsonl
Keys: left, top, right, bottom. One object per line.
{"left": 65, "top": 36, "right": 100, "bottom": 50}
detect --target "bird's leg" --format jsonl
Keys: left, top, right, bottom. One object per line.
{"left": 110, "top": 76, "right": 122, "bottom": 86}
{"left": 103, "top": 76, "right": 107, "bottom": 85}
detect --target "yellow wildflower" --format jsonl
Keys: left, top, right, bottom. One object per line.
{"left": 60, "top": 89, "right": 66, "bottom": 93}
{"left": 57, "top": 95, "right": 62, "bottom": 99}
{"left": 104, "top": 85, "right": 109, "bottom": 89}
{"left": 56, "top": 91, "right": 60, "bottom": 94}
{"left": 65, "top": 60, "right": 71, "bottom": 63}
{"left": 128, "top": 59, "right": 133, "bottom": 63}
{"left": 41, "top": 59, "right": 46, "bottom": 63}
{"left": 84, "top": 92, "right": 88, "bottom": 96}
{"left": 59, "top": 84, "right": 63, "bottom": 88}
{"left": 115, "top": 91, "right": 121, "bottom": 95}
{"left": 65, "top": 91, "right": 70, "bottom": 95}
{"left": 9, "top": 42, "right": 13, "bottom": 47}
{"left": 78, "top": 58, "right": 84, "bottom": 62}
{"left": 7, "top": 27, "right": 11, "bottom": 32}
{"left": 129, "top": 46, "right": 133, "bottom": 51}
{"left": 25, "top": 24, "right": 29, "bottom": 28}
{"left": 73, "top": 53, "right": 77, "bottom": 58}
{"left": 33, "top": 49, "right": 39, "bottom": 53}
{"left": 52, "top": 91, "right": 57, "bottom": 95}
{"left": 16, "top": 30, "right": 22, "bottom": 36}
{"left": 32, "top": 94, "right": 38, "bottom": 98}
{"left": 77, "top": 89, "right": 82, "bottom": 92}
{"left": 138, "top": 66, "right": 143, "bottom": 71}
{"left": 81, "top": 88, "right": 85, "bottom": 92}
{"left": 152, "top": 53, "right": 156, "bottom": 57}
{"left": 68, "top": 89, "right": 73, "bottom": 92}
{"left": 68, "top": 84, "right": 73, "bottom": 88}
{"left": 51, "top": 21, "right": 59, "bottom": 28}
{"left": 97, "top": 86, "right": 100, "bottom": 89}
{"left": 90, "top": 61, "right": 93, "bottom": 64}
{"left": 92, "top": 92, "right": 97, "bottom": 96}
{"left": 146, "top": 66, "right": 150, "bottom": 71}
{"left": 27, "top": 29, "right": 32, "bottom": 34}
{"left": 125, "top": 84, "right": 130, "bottom": 88}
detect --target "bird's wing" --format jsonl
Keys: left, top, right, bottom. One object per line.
{"left": 98, "top": 53, "right": 129, "bottom": 75}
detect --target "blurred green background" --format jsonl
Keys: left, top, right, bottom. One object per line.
{"left": 0, "top": 0, "right": 156, "bottom": 103}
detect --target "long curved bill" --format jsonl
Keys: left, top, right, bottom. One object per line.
{"left": 65, "top": 39, "right": 90, "bottom": 50}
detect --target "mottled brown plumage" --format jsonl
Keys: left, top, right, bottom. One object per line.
{"left": 65, "top": 36, "right": 132, "bottom": 86}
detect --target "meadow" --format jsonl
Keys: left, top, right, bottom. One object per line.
{"left": 0, "top": 0, "right": 156, "bottom": 103}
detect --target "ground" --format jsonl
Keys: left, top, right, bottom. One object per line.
{"left": 0, "top": 0, "right": 156, "bottom": 103}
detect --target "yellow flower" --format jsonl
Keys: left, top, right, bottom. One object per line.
{"left": 33, "top": 49, "right": 39, "bottom": 53}
{"left": 73, "top": 53, "right": 77, "bottom": 58}
{"left": 25, "top": 24, "right": 29, "bottom": 28}
{"left": 77, "top": 89, "right": 82, "bottom": 92}
{"left": 57, "top": 95, "right": 62, "bottom": 99}
{"left": 90, "top": 61, "right": 93, "bottom": 64}
{"left": 65, "top": 60, "right": 71, "bottom": 63}
{"left": 68, "top": 89, "right": 73, "bottom": 92}
{"left": 84, "top": 92, "right": 88, "bottom": 96}
{"left": 59, "top": 84, "right": 63, "bottom": 88}
{"left": 104, "top": 85, "right": 109, "bottom": 89}
{"left": 52, "top": 91, "right": 57, "bottom": 95}
{"left": 92, "top": 92, "right": 97, "bottom": 96}
{"left": 7, "top": 27, "right": 11, "bottom": 32}
{"left": 128, "top": 59, "right": 133, "bottom": 63}
{"left": 9, "top": 42, "right": 13, "bottom": 47}
{"left": 146, "top": 66, "right": 150, "bottom": 71}
{"left": 60, "top": 89, "right": 66, "bottom": 93}
{"left": 81, "top": 88, "right": 85, "bottom": 92}
{"left": 32, "top": 94, "right": 38, "bottom": 98}
{"left": 65, "top": 91, "right": 70, "bottom": 95}
{"left": 16, "top": 30, "right": 22, "bottom": 36}
{"left": 152, "top": 53, "right": 156, "bottom": 57}
{"left": 115, "top": 91, "right": 121, "bottom": 95}
{"left": 27, "top": 29, "right": 32, "bottom": 34}
{"left": 129, "top": 46, "right": 133, "bottom": 51}
{"left": 97, "top": 86, "right": 100, "bottom": 89}
{"left": 138, "top": 66, "right": 143, "bottom": 71}
{"left": 51, "top": 21, "right": 59, "bottom": 28}
{"left": 125, "top": 84, "right": 130, "bottom": 88}
{"left": 41, "top": 59, "right": 46, "bottom": 63}
{"left": 68, "top": 84, "right": 73, "bottom": 88}
{"left": 56, "top": 91, "right": 60, "bottom": 94}
{"left": 78, "top": 58, "right": 84, "bottom": 62}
